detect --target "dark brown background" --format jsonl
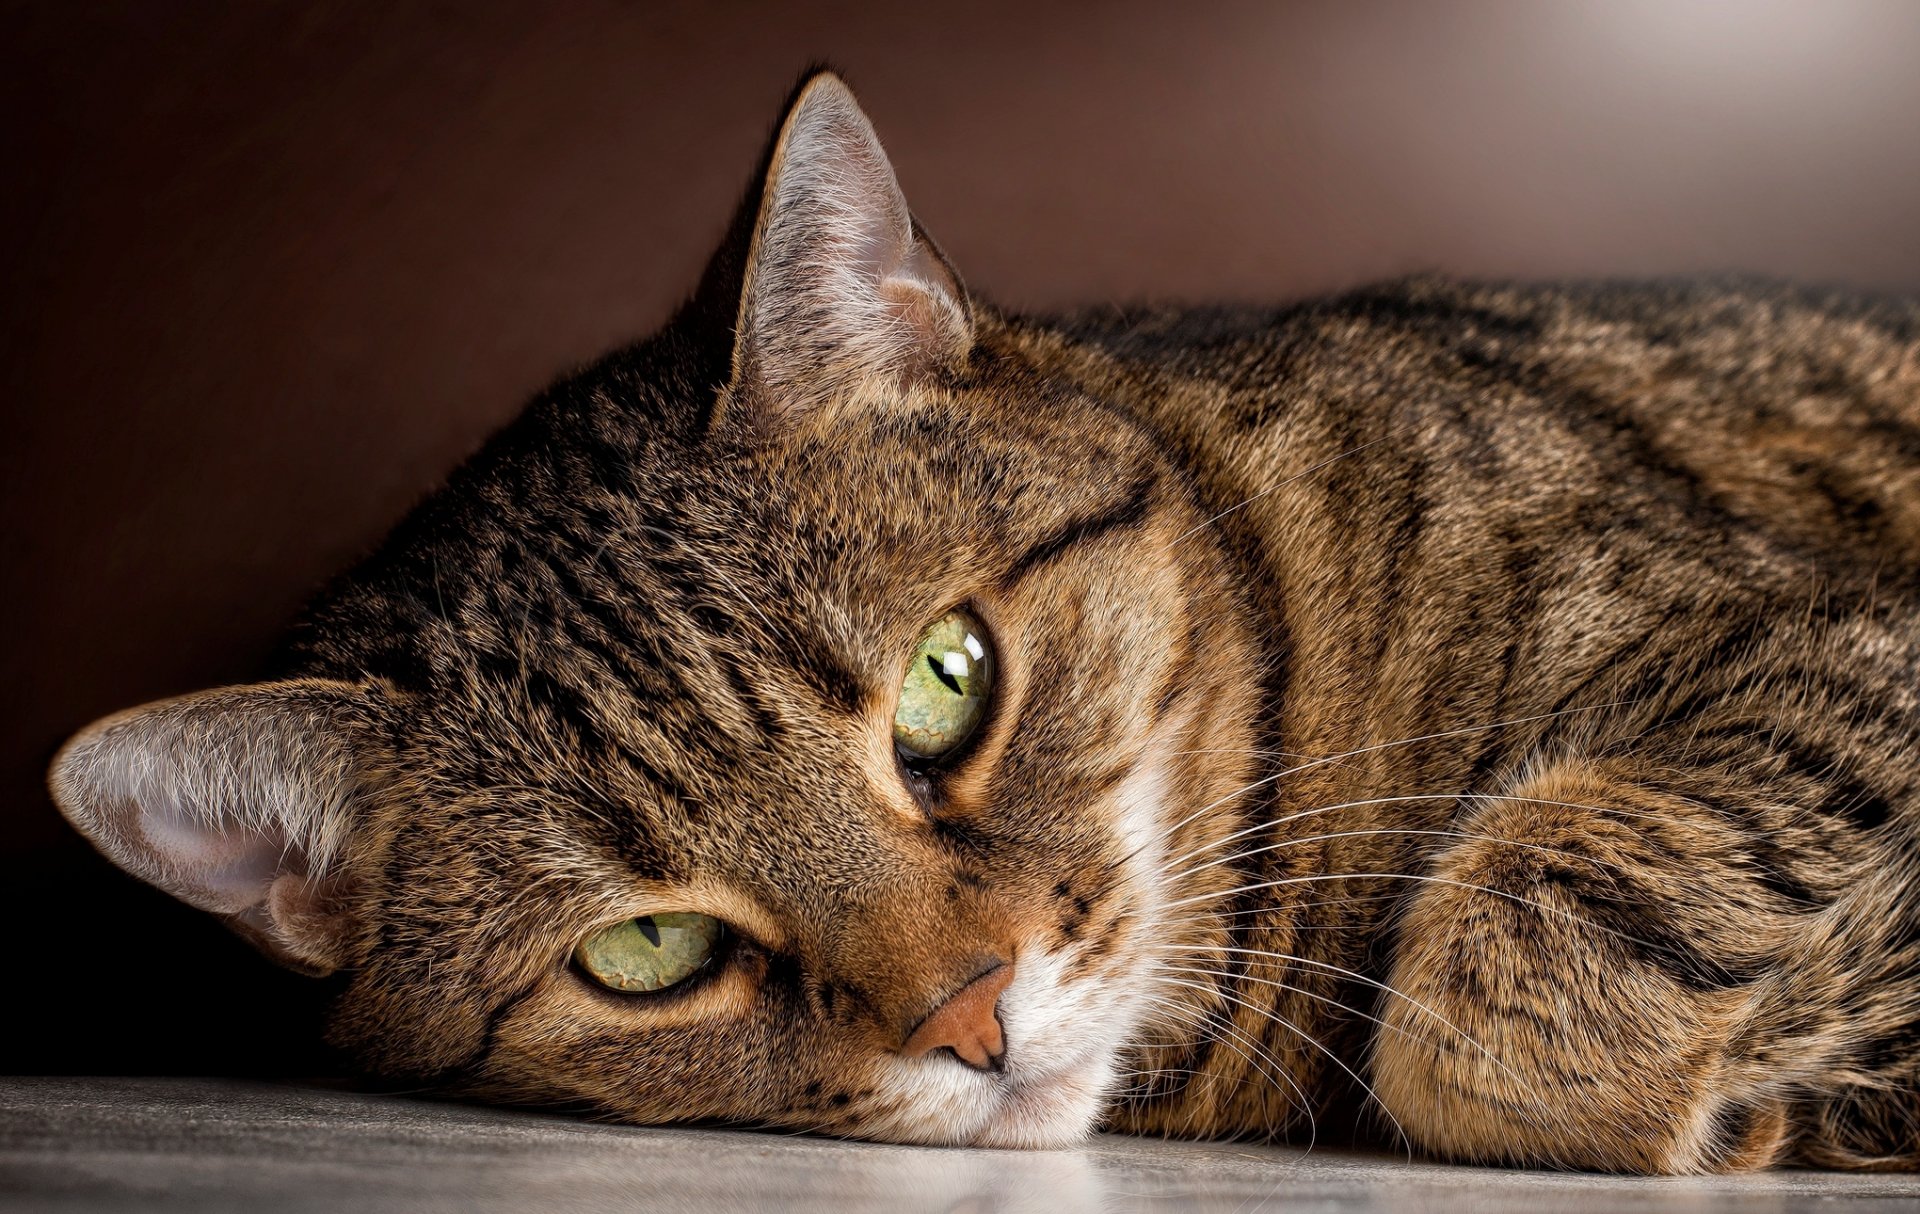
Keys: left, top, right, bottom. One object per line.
{"left": 5, "top": 1, "right": 1919, "bottom": 1073}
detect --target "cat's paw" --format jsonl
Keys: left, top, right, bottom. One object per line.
{"left": 1370, "top": 760, "right": 1802, "bottom": 1174}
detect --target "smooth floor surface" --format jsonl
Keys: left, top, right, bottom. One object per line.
{"left": 4, "top": 1077, "right": 1920, "bottom": 1213}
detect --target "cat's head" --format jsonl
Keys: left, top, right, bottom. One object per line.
{"left": 49, "top": 73, "right": 1262, "bottom": 1146}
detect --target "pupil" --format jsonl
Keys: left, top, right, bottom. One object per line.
{"left": 927, "top": 653, "right": 965, "bottom": 695}
{"left": 636, "top": 916, "right": 662, "bottom": 946}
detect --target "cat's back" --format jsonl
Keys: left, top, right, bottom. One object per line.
{"left": 1031, "top": 276, "right": 1920, "bottom": 598}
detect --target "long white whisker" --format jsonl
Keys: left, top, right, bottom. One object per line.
{"left": 1161, "top": 784, "right": 1695, "bottom": 876}
{"left": 1158, "top": 961, "right": 1453, "bottom": 1057}
{"left": 1156, "top": 973, "right": 1411, "bottom": 1155}
{"left": 1146, "top": 700, "right": 1637, "bottom": 864}
{"left": 1152, "top": 892, "right": 1413, "bottom": 931}
{"left": 1136, "top": 991, "right": 1309, "bottom": 1144}
{"left": 1160, "top": 870, "right": 1664, "bottom": 956}
{"left": 1150, "top": 945, "right": 1523, "bottom": 1087}
{"left": 1135, "top": 989, "right": 1312, "bottom": 1142}
{"left": 1163, "top": 823, "right": 1640, "bottom": 887}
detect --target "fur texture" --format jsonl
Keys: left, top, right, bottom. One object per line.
{"left": 49, "top": 73, "right": 1920, "bottom": 1172}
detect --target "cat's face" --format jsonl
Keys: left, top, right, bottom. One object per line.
{"left": 343, "top": 379, "right": 1260, "bottom": 1147}
{"left": 49, "top": 74, "right": 1261, "bottom": 1146}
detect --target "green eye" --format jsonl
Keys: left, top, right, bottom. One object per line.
{"left": 574, "top": 913, "right": 725, "bottom": 994}
{"left": 893, "top": 608, "right": 996, "bottom": 762}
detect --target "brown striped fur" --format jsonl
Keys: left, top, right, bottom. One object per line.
{"left": 49, "top": 73, "right": 1920, "bottom": 1172}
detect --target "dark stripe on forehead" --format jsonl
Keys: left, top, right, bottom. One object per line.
{"left": 770, "top": 625, "right": 868, "bottom": 715}
{"left": 1000, "top": 471, "right": 1157, "bottom": 588}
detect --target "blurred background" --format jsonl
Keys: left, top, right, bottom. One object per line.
{"left": 4, "top": 0, "right": 1919, "bottom": 1073}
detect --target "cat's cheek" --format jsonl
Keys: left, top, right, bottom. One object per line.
{"left": 473, "top": 956, "right": 772, "bottom": 1120}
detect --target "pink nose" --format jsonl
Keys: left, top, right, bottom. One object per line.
{"left": 900, "top": 963, "right": 1013, "bottom": 1071}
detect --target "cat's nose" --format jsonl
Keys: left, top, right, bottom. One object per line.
{"left": 900, "top": 962, "right": 1014, "bottom": 1071}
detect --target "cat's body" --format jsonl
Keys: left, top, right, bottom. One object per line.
{"left": 50, "top": 75, "right": 1920, "bottom": 1173}
{"left": 1035, "top": 283, "right": 1920, "bottom": 1168}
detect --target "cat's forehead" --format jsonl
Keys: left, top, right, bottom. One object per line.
{"left": 629, "top": 371, "right": 1148, "bottom": 586}
{"left": 299, "top": 351, "right": 1160, "bottom": 809}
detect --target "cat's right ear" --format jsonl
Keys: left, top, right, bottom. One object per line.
{"left": 704, "top": 70, "right": 973, "bottom": 432}
{"left": 47, "top": 678, "right": 391, "bottom": 977}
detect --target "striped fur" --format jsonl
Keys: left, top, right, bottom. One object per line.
{"left": 48, "top": 74, "right": 1920, "bottom": 1172}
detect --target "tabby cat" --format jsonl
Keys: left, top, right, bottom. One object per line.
{"left": 49, "top": 72, "right": 1920, "bottom": 1174}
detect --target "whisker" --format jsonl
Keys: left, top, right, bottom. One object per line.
{"left": 1111, "top": 1065, "right": 1212, "bottom": 1099}
{"left": 1149, "top": 944, "right": 1522, "bottom": 1087}
{"left": 1158, "top": 961, "right": 1456, "bottom": 1059}
{"left": 1163, "top": 822, "right": 1641, "bottom": 887}
{"left": 1159, "top": 870, "right": 1668, "bottom": 957}
{"left": 1152, "top": 891, "right": 1414, "bottom": 930}
{"left": 1155, "top": 973, "right": 1410, "bottom": 1155}
{"left": 1164, "top": 701, "right": 1624, "bottom": 771}
{"left": 1122, "top": 1016, "right": 1278, "bottom": 1113}
{"left": 1138, "top": 990, "right": 1311, "bottom": 1144}
{"left": 1160, "top": 784, "right": 1695, "bottom": 876}
{"left": 1135, "top": 989, "right": 1312, "bottom": 1142}
{"left": 1145, "top": 700, "right": 1638, "bottom": 866}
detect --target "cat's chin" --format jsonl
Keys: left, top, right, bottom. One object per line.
{"left": 960, "top": 1065, "right": 1111, "bottom": 1149}
{"left": 853, "top": 1040, "right": 1118, "bottom": 1150}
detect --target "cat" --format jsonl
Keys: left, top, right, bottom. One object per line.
{"left": 48, "top": 70, "right": 1920, "bottom": 1174}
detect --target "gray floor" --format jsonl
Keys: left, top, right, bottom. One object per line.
{"left": 4, "top": 1078, "right": 1920, "bottom": 1213}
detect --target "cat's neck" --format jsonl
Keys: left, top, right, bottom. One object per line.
{"left": 990, "top": 302, "right": 1547, "bottom": 1137}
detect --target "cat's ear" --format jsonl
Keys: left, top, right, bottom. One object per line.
{"left": 720, "top": 71, "right": 972, "bottom": 427}
{"left": 47, "top": 679, "right": 390, "bottom": 977}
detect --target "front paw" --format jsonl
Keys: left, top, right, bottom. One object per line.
{"left": 1368, "top": 765, "right": 1800, "bottom": 1173}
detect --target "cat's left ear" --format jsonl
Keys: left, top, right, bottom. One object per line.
{"left": 722, "top": 71, "right": 972, "bottom": 426}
